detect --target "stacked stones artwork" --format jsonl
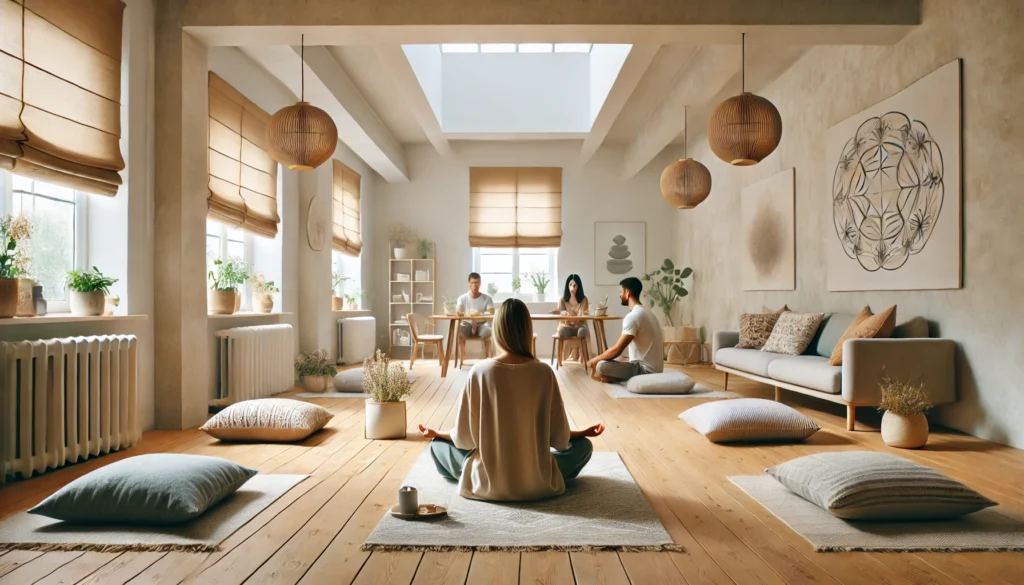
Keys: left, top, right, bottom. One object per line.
{"left": 606, "top": 234, "right": 633, "bottom": 274}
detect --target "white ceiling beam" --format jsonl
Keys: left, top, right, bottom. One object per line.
{"left": 241, "top": 45, "right": 409, "bottom": 182}
{"left": 373, "top": 46, "right": 451, "bottom": 158}
{"left": 579, "top": 44, "right": 660, "bottom": 166}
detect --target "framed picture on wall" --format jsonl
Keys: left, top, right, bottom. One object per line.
{"left": 595, "top": 222, "right": 646, "bottom": 285}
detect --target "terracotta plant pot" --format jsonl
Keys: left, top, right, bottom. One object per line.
{"left": 881, "top": 411, "right": 929, "bottom": 449}
{"left": 0, "top": 278, "right": 18, "bottom": 318}
{"left": 365, "top": 400, "right": 407, "bottom": 439}
{"left": 208, "top": 290, "right": 237, "bottom": 315}
{"left": 300, "top": 374, "right": 334, "bottom": 393}
{"left": 332, "top": 296, "right": 344, "bottom": 311}
{"left": 70, "top": 290, "right": 105, "bottom": 316}
{"left": 15, "top": 278, "right": 34, "bottom": 317}
{"left": 254, "top": 293, "right": 274, "bottom": 313}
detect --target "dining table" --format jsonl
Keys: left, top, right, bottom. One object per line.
{"left": 429, "top": 313, "right": 624, "bottom": 377}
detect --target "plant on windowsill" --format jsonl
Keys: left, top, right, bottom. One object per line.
{"left": 65, "top": 267, "right": 119, "bottom": 317}
{"left": 486, "top": 281, "right": 498, "bottom": 296}
{"left": 332, "top": 271, "right": 350, "bottom": 310}
{"left": 249, "top": 272, "right": 279, "bottom": 314}
{"left": 388, "top": 223, "right": 417, "bottom": 260}
{"left": 0, "top": 215, "right": 32, "bottom": 319}
{"left": 641, "top": 258, "right": 693, "bottom": 342}
{"left": 877, "top": 371, "right": 932, "bottom": 449}
{"left": 529, "top": 268, "right": 549, "bottom": 302}
{"left": 362, "top": 349, "right": 412, "bottom": 439}
{"left": 208, "top": 258, "right": 248, "bottom": 315}
{"left": 295, "top": 348, "right": 336, "bottom": 393}
{"left": 511, "top": 276, "right": 521, "bottom": 299}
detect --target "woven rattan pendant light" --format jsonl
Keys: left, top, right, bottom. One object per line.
{"left": 660, "top": 108, "right": 712, "bottom": 209}
{"left": 266, "top": 35, "right": 338, "bottom": 171}
{"left": 707, "top": 33, "right": 782, "bottom": 166}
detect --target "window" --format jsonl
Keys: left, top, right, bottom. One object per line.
{"left": 1, "top": 172, "right": 86, "bottom": 313}
{"left": 554, "top": 43, "right": 592, "bottom": 53}
{"left": 480, "top": 43, "right": 516, "bottom": 53}
{"left": 517, "top": 43, "right": 554, "bottom": 53}
{"left": 440, "top": 43, "right": 479, "bottom": 53}
{"left": 331, "top": 249, "right": 362, "bottom": 307}
{"left": 473, "top": 247, "right": 557, "bottom": 297}
{"left": 206, "top": 218, "right": 252, "bottom": 310}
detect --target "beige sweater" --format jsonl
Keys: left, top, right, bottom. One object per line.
{"left": 449, "top": 359, "right": 571, "bottom": 501}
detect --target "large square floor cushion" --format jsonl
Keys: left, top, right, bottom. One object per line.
{"left": 28, "top": 454, "right": 257, "bottom": 525}
{"left": 334, "top": 368, "right": 418, "bottom": 392}
{"left": 767, "top": 451, "right": 997, "bottom": 521}
{"left": 680, "top": 398, "right": 820, "bottom": 443}
{"left": 200, "top": 398, "right": 334, "bottom": 442}
{"left": 626, "top": 371, "right": 696, "bottom": 394}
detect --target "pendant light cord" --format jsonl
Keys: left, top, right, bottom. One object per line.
{"left": 300, "top": 34, "right": 305, "bottom": 101}
{"left": 741, "top": 32, "right": 746, "bottom": 93}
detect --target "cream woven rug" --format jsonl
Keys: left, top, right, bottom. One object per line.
{"left": 363, "top": 451, "right": 680, "bottom": 552}
{"left": 730, "top": 476, "right": 1024, "bottom": 552}
{"left": 0, "top": 474, "right": 306, "bottom": 552}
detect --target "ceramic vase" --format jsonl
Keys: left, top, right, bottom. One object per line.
{"left": 365, "top": 401, "right": 407, "bottom": 439}
{"left": 70, "top": 290, "right": 105, "bottom": 316}
{"left": 332, "top": 296, "right": 344, "bottom": 311}
{"left": 254, "top": 293, "right": 274, "bottom": 313}
{"left": 881, "top": 412, "right": 929, "bottom": 449}
{"left": 15, "top": 278, "right": 34, "bottom": 317}
{"left": 393, "top": 247, "right": 408, "bottom": 259}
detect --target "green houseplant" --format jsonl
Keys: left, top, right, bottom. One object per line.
{"left": 249, "top": 272, "right": 278, "bottom": 314}
{"left": 486, "top": 281, "right": 498, "bottom": 296}
{"left": 511, "top": 276, "right": 522, "bottom": 298}
{"left": 417, "top": 237, "right": 432, "bottom": 259}
{"left": 0, "top": 215, "right": 32, "bottom": 318}
{"left": 66, "top": 267, "right": 119, "bottom": 316}
{"left": 208, "top": 258, "right": 248, "bottom": 315}
{"left": 877, "top": 372, "right": 932, "bottom": 449}
{"left": 442, "top": 295, "right": 458, "bottom": 316}
{"left": 642, "top": 258, "right": 692, "bottom": 340}
{"left": 388, "top": 223, "right": 417, "bottom": 259}
{"left": 529, "top": 268, "right": 550, "bottom": 302}
{"left": 362, "top": 349, "right": 412, "bottom": 439}
{"left": 332, "top": 271, "right": 350, "bottom": 310}
{"left": 295, "top": 348, "right": 336, "bottom": 393}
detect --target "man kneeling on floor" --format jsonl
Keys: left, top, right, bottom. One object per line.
{"left": 588, "top": 277, "right": 663, "bottom": 383}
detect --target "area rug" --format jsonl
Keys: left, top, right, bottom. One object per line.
{"left": 729, "top": 476, "right": 1024, "bottom": 552}
{"left": 363, "top": 451, "right": 680, "bottom": 552}
{"left": 601, "top": 383, "right": 739, "bottom": 400}
{"left": 295, "top": 391, "right": 369, "bottom": 398}
{"left": 0, "top": 474, "right": 307, "bottom": 553}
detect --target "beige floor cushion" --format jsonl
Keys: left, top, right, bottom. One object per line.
{"left": 626, "top": 371, "right": 696, "bottom": 394}
{"left": 201, "top": 398, "right": 334, "bottom": 442}
{"left": 766, "top": 451, "right": 997, "bottom": 520}
{"left": 679, "top": 398, "right": 820, "bottom": 443}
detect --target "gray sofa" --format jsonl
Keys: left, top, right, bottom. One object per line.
{"left": 713, "top": 313, "right": 956, "bottom": 431}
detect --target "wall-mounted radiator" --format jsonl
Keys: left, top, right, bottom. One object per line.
{"left": 0, "top": 335, "right": 140, "bottom": 484}
{"left": 212, "top": 324, "right": 294, "bottom": 407}
{"left": 338, "top": 317, "right": 375, "bottom": 365}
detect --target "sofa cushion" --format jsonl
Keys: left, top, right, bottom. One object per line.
{"left": 679, "top": 398, "right": 820, "bottom": 443}
{"left": 626, "top": 371, "right": 695, "bottom": 395}
{"left": 200, "top": 398, "right": 334, "bottom": 442}
{"left": 715, "top": 347, "right": 787, "bottom": 377}
{"left": 812, "top": 313, "right": 857, "bottom": 358}
{"left": 829, "top": 305, "right": 897, "bottom": 366}
{"left": 762, "top": 312, "right": 825, "bottom": 355}
{"left": 735, "top": 313, "right": 781, "bottom": 350}
{"left": 766, "top": 355, "right": 842, "bottom": 394}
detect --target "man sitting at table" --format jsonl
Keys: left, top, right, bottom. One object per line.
{"left": 588, "top": 277, "right": 663, "bottom": 382}
{"left": 457, "top": 272, "right": 495, "bottom": 358}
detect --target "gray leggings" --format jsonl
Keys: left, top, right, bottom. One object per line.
{"left": 430, "top": 437, "right": 594, "bottom": 484}
{"left": 458, "top": 322, "right": 492, "bottom": 339}
{"left": 556, "top": 325, "right": 589, "bottom": 339}
{"left": 596, "top": 360, "right": 653, "bottom": 381}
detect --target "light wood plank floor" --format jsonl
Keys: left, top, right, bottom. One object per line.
{"left": 2, "top": 362, "right": 1023, "bottom": 585}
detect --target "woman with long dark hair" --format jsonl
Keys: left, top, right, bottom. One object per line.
{"left": 555, "top": 274, "right": 590, "bottom": 359}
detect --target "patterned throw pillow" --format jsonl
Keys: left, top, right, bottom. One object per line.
{"left": 761, "top": 312, "right": 825, "bottom": 355}
{"left": 829, "top": 305, "right": 897, "bottom": 365}
{"left": 735, "top": 313, "right": 781, "bottom": 349}
{"left": 201, "top": 398, "right": 334, "bottom": 442}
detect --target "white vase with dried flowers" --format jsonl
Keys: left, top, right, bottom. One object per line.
{"left": 362, "top": 349, "right": 412, "bottom": 439}
{"left": 249, "top": 272, "right": 279, "bottom": 313}
{"left": 877, "top": 372, "right": 932, "bottom": 449}
{"left": 388, "top": 223, "right": 417, "bottom": 260}
{"left": 295, "top": 348, "right": 336, "bottom": 393}
{"left": 0, "top": 215, "right": 32, "bottom": 318}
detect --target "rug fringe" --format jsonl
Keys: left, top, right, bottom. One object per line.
{"left": 0, "top": 542, "right": 219, "bottom": 553}
{"left": 360, "top": 543, "right": 684, "bottom": 553}
{"left": 816, "top": 545, "right": 1024, "bottom": 553}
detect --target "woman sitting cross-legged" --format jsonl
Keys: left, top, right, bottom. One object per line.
{"left": 418, "top": 298, "right": 604, "bottom": 501}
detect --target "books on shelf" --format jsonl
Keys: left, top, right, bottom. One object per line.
{"left": 396, "top": 273, "right": 410, "bottom": 282}
{"left": 415, "top": 270, "right": 430, "bottom": 281}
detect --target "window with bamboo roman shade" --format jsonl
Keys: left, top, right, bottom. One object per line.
{"left": 207, "top": 72, "right": 280, "bottom": 238}
{"left": 469, "top": 167, "right": 562, "bottom": 248}
{"left": 332, "top": 160, "right": 361, "bottom": 256}
{"left": 0, "top": 0, "right": 126, "bottom": 196}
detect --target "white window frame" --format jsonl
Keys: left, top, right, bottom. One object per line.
{"left": 472, "top": 247, "right": 557, "bottom": 299}
{"left": 206, "top": 219, "right": 254, "bottom": 311}
{"left": 0, "top": 171, "right": 88, "bottom": 313}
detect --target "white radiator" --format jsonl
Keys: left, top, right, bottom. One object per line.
{"left": 0, "top": 335, "right": 140, "bottom": 484}
{"left": 338, "top": 317, "right": 375, "bottom": 365}
{"left": 213, "top": 324, "right": 294, "bottom": 407}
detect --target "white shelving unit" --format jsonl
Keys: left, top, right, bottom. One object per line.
{"left": 389, "top": 243, "right": 437, "bottom": 357}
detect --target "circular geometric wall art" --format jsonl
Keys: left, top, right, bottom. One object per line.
{"left": 832, "top": 112, "right": 944, "bottom": 272}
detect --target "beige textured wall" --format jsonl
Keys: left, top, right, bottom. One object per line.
{"left": 679, "top": 0, "right": 1024, "bottom": 447}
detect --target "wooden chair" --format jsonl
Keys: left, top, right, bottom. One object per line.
{"left": 550, "top": 333, "right": 591, "bottom": 373}
{"left": 407, "top": 313, "right": 443, "bottom": 370}
{"left": 455, "top": 335, "right": 490, "bottom": 369}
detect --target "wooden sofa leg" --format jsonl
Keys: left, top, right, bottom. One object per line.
{"left": 847, "top": 405, "right": 856, "bottom": 431}
{"left": 774, "top": 386, "right": 781, "bottom": 402}
{"left": 723, "top": 372, "right": 729, "bottom": 391}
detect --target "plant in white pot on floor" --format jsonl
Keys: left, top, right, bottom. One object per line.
{"left": 249, "top": 272, "right": 278, "bottom": 313}
{"left": 362, "top": 349, "right": 412, "bottom": 439}
{"left": 332, "top": 271, "right": 350, "bottom": 310}
{"left": 877, "top": 372, "right": 932, "bottom": 449}
{"left": 295, "top": 348, "right": 336, "bottom": 393}
{"left": 66, "top": 267, "right": 118, "bottom": 316}
{"left": 208, "top": 258, "right": 247, "bottom": 315}
{"left": 642, "top": 258, "right": 693, "bottom": 342}
{"left": 388, "top": 223, "right": 417, "bottom": 259}
{"left": 0, "top": 215, "right": 32, "bottom": 318}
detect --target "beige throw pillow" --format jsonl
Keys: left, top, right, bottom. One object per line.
{"left": 829, "top": 305, "right": 897, "bottom": 366}
{"left": 201, "top": 398, "right": 334, "bottom": 442}
{"left": 761, "top": 312, "right": 825, "bottom": 355}
{"left": 735, "top": 313, "right": 781, "bottom": 350}
{"left": 762, "top": 304, "right": 790, "bottom": 314}
{"left": 679, "top": 398, "right": 820, "bottom": 443}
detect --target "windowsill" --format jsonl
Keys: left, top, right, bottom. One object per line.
{"left": 332, "top": 309, "right": 371, "bottom": 315}
{"left": 207, "top": 312, "right": 293, "bottom": 320}
{"left": 0, "top": 314, "right": 149, "bottom": 326}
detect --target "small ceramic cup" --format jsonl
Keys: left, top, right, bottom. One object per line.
{"left": 398, "top": 485, "right": 418, "bottom": 514}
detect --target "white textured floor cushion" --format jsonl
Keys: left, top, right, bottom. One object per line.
{"left": 334, "top": 368, "right": 417, "bottom": 392}
{"left": 626, "top": 371, "right": 696, "bottom": 394}
{"left": 201, "top": 398, "right": 334, "bottom": 442}
{"left": 767, "top": 451, "right": 998, "bottom": 520}
{"left": 679, "top": 398, "right": 820, "bottom": 443}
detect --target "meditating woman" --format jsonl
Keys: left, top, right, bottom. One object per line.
{"left": 418, "top": 298, "right": 604, "bottom": 501}
{"left": 554, "top": 274, "right": 590, "bottom": 361}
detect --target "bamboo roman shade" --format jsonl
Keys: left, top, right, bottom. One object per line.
{"left": 208, "top": 72, "right": 280, "bottom": 238}
{"left": 0, "top": 0, "right": 126, "bottom": 196}
{"left": 332, "top": 160, "right": 361, "bottom": 256}
{"left": 469, "top": 167, "right": 562, "bottom": 248}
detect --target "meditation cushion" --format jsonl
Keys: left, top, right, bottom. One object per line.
{"left": 626, "top": 371, "right": 696, "bottom": 395}
{"left": 679, "top": 398, "right": 820, "bottom": 443}
{"left": 766, "top": 451, "right": 997, "bottom": 520}
{"left": 334, "top": 368, "right": 417, "bottom": 392}
{"left": 29, "top": 454, "right": 257, "bottom": 525}
{"left": 200, "top": 398, "right": 334, "bottom": 442}
{"left": 761, "top": 312, "right": 825, "bottom": 355}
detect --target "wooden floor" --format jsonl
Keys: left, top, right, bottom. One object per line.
{"left": 2, "top": 362, "right": 1024, "bottom": 585}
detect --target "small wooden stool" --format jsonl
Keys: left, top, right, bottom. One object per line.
{"left": 551, "top": 334, "right": 591, "bottom": 373}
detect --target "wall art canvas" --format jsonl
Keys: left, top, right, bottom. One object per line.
{"left": 595, "top": 222, "right": 646, "bottom": 285}
{"left": 742, "top": 168, "right": 796, "bottom": 290}
{"left": 826, "top": 59, "right": 962, "bottom": 291}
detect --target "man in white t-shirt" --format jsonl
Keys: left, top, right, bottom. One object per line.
{"left": 456, "top": 272, "right": 495, "bottom": 357}
{"left": 588, "top": 277, "right": 664, "bottom": 382}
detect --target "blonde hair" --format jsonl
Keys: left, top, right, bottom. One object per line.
{"left": 492, "top": 298, "right": 535, "bottom": 359}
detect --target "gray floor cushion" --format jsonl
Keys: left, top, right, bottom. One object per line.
{"left": 626, "top": 371, "right": 696, "bottom": 395}
{"left": 679, "top": 398, "right": 820, "bottom": 443}
{"left": 713, "top": 347, "right": 787, "bottom": 377}
{"left": 334, "top": 368, "right": 418, "bottom": 392}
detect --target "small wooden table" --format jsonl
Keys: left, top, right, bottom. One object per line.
{"left": 430, "top": 314, "right": 624, "bottom": 377}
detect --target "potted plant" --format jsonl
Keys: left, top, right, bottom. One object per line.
{"left": 0, "top": 215, "right": 31, "bottom": 318}
{"left": 591, "top": 295, "right": 609, "bottom": 316}
{"left": 343, "top": 292, "right": 361, "bottom": 310}
{"left": 877, "top": 372, "right": 932, "bottom": 449}
{"left": 66, "top": 267, "right": 119, "bottom": 317}
{"left": 511, "top": 276, "right": 522, "bottom": 298}
{"left": 486, "top": 281, "right": 498, "bottom": 296}
{"left": 208, "top": 258, "right": 247, "bottom": 315}
{"left": 388, "top": 223, "right": 417, "bottom": 260}
{"left": 362, "top": 349, "right": 412, "bottom": 439}
{"left": 641, "top": 258, "right": 693, "bottom": 342}
{"left": 249, "top": 272, "right": 278, "bottom": 313}
{"left": 332, "top": 271, "right": 350, "bottom": 310}
{"left": 442, "top": 296, "right": 458, "bottom": 316}
{"left": 295, "top": 348, "right": 336, "bottom": 393}
{"left": 529, "top": 268, "right": 549, "bottom": 302}
{"left": 417, "top": 238, "right": 432, "bottom": 259}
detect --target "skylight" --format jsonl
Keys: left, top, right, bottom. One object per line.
{"left": 440, "top": 43, "right": 479, "bottom": 53}
{"left": 517, "top": 43, "right": 554, "bottom": 53}
{"left": 439, "top": 43, "right": 595, "bottom": 54}
{"left": 481, "top": 43, "right": 516, "bottom": 53}
{"left": 555, "top": 43, "right": 592, "bottom": 53}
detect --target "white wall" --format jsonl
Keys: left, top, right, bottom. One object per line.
{"left": 589, "top": 45, "right": 631, "bottom": 128}
{"left": 403, "top": 45, "right": 443, "bottom": 126}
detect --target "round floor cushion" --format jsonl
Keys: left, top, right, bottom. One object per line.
{"left": 626, "top": 371, "right": 696, "bottom": 395}
{"left": 679, "top": 398, "right": 820, "bottom": 443}
{"left": 334, "top": 368, "right": 418, "bottom": 392}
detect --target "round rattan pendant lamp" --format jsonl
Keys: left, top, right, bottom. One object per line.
{"left": 266, "top": 35, "right": 338, "bottom": 171}
{"left": 707, "top": 33, "right": 782, "bottom": 166}
{"left": 660, "top": 108, "right": 712, "bottom": 209}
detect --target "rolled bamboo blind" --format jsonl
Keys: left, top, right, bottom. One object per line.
{"left": 469, "top": 167, "right": 561, "bottom": 248}
{"left": 208, "top": 72, "right": 280, "bottom": 238}
{"left": 0, "top": 0, "right": 126, "bottom": 196}
{"left": 332, "top": 159, "right": 361, "bottom": 256}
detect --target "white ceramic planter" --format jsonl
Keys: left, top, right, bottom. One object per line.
{"left": 253, "top": 293, "right": 274, "bottom": 313}
{"left": 365, "top": 401, "right": 407, "bottom": 439}
{"left": 533, "top": 293, "right": 545, "bottom": 303}
{"left": 300, "top": 374, "right": 334, "bottom": 394}
{"left": 881, "top": 411, "right": 929, "bottom": 449}
{"left": 208, "top": 290, "right": 237, "bottom": 315}
{"left": 393, "top": 247, "right": 409, "bottom": 259}
{"left": 70, "top": 290, "right": 105, "bottom": 316}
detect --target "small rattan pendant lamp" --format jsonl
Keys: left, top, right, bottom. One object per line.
{"left": 266, "top": 35, "right": 339, "bottom": 170}
{"left": 707, "top": 33, "right": 782, "bottom": 166}
{"left": 660, "top": 108, "right": 712, "bottom": 209}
